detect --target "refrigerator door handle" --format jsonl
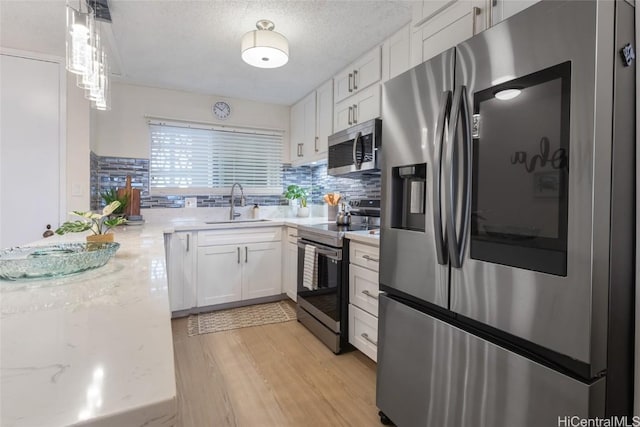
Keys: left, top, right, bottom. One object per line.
{"left": 445, "top": 85, "right": 472, "bottom": 268}
{"left": 433, "top": 90, "right": 452, "bottom": 265}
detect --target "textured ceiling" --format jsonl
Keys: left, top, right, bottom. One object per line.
{"left": 0, "top": 0, "right": 413, "bottom": 105}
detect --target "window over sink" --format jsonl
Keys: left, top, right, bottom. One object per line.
{"left": 149, "top": 120, "right": 283, "bottom": 195}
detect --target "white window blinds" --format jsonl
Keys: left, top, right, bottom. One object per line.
{"left": 149, "top": 122, "right": 283, "bottom": 195}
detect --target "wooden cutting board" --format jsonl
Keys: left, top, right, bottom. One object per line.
{"left": 117, "top": 176, "right": 141, "bottom": 217}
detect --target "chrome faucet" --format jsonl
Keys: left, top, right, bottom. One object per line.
{"left": 229, "top": 183, "right": 245, "bottom": 220}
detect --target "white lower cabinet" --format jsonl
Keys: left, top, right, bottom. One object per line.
{"left": 197, "top": 241, "right": 282, "bottom": 307}
{"left": 165, "top": 232, "right": 196, "bottom": 312}
{"left": 349, "top": 304, "right": 379, "bottom": 362}
{"left": 348, "top": 240, "right": 380, "bottom": 362}
{"left": 166, "top": 227, "right": 283, "bottom": 314}
{"left": 282, "top": 227, "right": 298, "bottom": 301}
{"left": 197, "top": 244, "right": 243, "bottom": 306}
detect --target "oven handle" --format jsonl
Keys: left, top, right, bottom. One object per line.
{"left": 297, "top": 240, "right": 342, "bottom": 260}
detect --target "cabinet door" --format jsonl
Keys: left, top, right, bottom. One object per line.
{"left": 491, "top": 0, "right": 540, "bottom": 25}
{"left": 382, "top": 24, "right": 411, "bottom": 83}
{"left": 166, "top": 232, "right": 196, "bottom": 312}
{"left": 353, "top": 85, "right": 381, "bottom": 125}
{"left": 290, "top": 100, "right": 304, "bottom": 162}
{"left": 416, "top": 0, "right": 486, "bottom": 63}
{"left": 197, "top": 245, "right": 242, "bottom": 306}
{"left": 282, "top": 228, "right": 299, "bottom": 301}
{"left": 352, "top": 46, "right": 381, "bottom": 93}
{"left": 242, "top": 241, "right": 282, "bottom": 300}
{"left": 314, "top": 79, "right": 333, "bottom": 157}
{"left": 334, "top": 66, "right": 354, "bottom": 104}
{"left": 334, "top": 98, "right": 354, "bottom": 133}
{"left": 302, "top": 91, "right": 317, "bottom": 158}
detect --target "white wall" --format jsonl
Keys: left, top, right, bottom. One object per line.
{"left": 91, "top": 83, "right": 290, "bottom": 160}
{"left": 66, "top": 74, "right": 91, "bottom": 213}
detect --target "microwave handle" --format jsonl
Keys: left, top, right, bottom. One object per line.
{"left": 352, "top": 131, "right": 363, "bottom": 170}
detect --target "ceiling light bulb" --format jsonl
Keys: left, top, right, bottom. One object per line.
{"left": 241, "top": 20, "right": 289, "bottom": 69}
{"left": 494, "top": 88, "right": 522, "bottom": 101}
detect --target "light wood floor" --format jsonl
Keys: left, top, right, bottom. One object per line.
{"left": 171, "top": 313, "right": 380, "bottom": 427}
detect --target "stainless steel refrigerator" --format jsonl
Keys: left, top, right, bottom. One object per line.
{"left": 377, "top": 1, "right": 636, "bottom": 426}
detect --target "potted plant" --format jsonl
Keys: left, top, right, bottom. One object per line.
{"left": 55, "top": 201, "right": 127, "bottom": 243}
{"left": 100, "top": 188, "right": 129, "bottom": 216}
{"left": 283, "top": 184, "right": 310, "bottom": 217}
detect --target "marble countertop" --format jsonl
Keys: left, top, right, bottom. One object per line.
{"left": 164, "top": 216, "right": 332, "bottom": 233}
{"left": 0, "top": 212, "right": 334, "bottom": 426}
{"left": 345, "top": 229, "right": 381, "bottom": 247}
{"left": 0, "top": 224, "right": 177, "bottom": 427}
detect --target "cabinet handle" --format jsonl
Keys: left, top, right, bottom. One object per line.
{"left": 352, "top": 104, "right": 358, "bottom": 123}
{"left": 297, "top": 143, "right": 303, "bottom": 157}
{"left": 362, "top": 289, "right": 379, "bottom": 300}
{"left": 353, "top": 70, "right": 358, "bottom": 90}
{"left": 362, "top": 254, "right": 379, "bottom": 263}
{"left": 186, "top": 234, "right": 190, "bottom": 252}
{"left": 361, "top": 332, "right": 377, "bottom": 346}
{"left": 289, "top": 234, "right": 298, "bottom": 238}
{"left": 348, "top": 106, "right": 353, "bottom": 125}
{"left": 472, "top": 6, "right": 481, "bottom": 35}
{"left": 237, "top": 247, "right": 240, "bottom": 264}
{"left": 245, "top": 246, "right": 248, "bottom": 263}
{"left": 348, "top": 73, "right": 353, "bottom": 92}
{"left": 315, "top": 136, "right": 319, "bottom": 152}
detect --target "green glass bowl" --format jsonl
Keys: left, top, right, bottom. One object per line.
{"left": 0, "top": 242, "right": 120, "bottom": 281}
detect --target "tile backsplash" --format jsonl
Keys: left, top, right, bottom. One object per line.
{"left": 90, "top": 152, "right": 380, "bottom": 210}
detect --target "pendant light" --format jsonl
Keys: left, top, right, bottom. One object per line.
{"left": 65, "top": 0, "right": 94, "bottom": 74}
{"left": 241, "top": 20, "right": 289, "bottom": 69}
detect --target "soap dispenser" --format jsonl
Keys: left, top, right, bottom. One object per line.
{"left": 252, "top": 204, "right": 260, "bottom": 219}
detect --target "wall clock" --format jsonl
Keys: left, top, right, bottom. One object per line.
{"left": 213, "top": 101, "right": 231, "bottom": 120}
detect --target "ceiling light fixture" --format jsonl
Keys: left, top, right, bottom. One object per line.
{"left": 241, "top": 20, "right": 289, "bottom": 69}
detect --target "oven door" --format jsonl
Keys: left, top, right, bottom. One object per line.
{"left": 296, "top": 239, "right": 343, "bottom": 332}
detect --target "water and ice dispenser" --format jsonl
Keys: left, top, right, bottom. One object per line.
{"left": 390, "top": 163, "right": 427, "bottom": 232}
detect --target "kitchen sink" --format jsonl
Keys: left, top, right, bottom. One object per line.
{"left": 204, "top": 219, "right": 271, "bottom": 224}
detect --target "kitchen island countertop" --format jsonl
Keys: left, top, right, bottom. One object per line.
{"left": 0, "top": 213, "right": 333, "bottom": 426}
{"left": 0, "top": 224, "right": 176, "bottom": 427}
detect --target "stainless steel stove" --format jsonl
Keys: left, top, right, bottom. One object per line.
{"left": 295, "top": 199, "right": 380, "bottom": 353}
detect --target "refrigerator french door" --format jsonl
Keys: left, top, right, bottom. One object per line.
{"left": 377, "top": 1, "right": 635, "bottom": 426}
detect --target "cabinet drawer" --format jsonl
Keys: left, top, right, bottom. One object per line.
{"left": 198, "top": 227, "right": 282, "bottom": 246}
{"left": 349, "top": 264, "right": 379, "bottom": 316}
{"left": 349, "top": 304, "right": 378, "bottom": 362}
{"left": 349, "top": 241, "right": 380, "bottom": 272}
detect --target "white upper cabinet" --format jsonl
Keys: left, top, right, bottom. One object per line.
{"left": 290, "top": 79, "right": 333, "bottom": 165}
{"left": 314, "top": 79, "right": 333, "bottom": 157}
{"left": 334, "top": 46, "right": 382, "bottom": 103}
{"left": 491, "top": 0, "right": 541, "bottom": 26}
{"left": 410, "top": 0, "right": 487, "bottom": 67}
{"left": 289, "top": 91, "right": 316, "bottom": 164}
{"left": 334, "top": 84, "right": 380, "bottom": 133}
{"left": 382, "top": 23, "right": 412, "bottom": 83}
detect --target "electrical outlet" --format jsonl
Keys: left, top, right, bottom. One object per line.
{"left": 184, "top": 197, "right": 197, "bottom": 208}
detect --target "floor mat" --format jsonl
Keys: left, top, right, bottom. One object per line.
{"left": 187, "top": 300, "right": 297, "bottom": 336}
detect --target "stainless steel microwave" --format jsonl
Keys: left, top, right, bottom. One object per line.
{"left": 327, "top": 118, "right": 381, "bottom": 177}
